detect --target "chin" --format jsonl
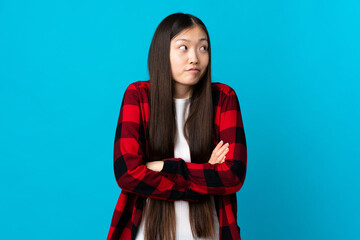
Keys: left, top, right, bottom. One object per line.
{"left": 187, "top": 77, "right": 201, "bottom": 85}
{"left": 173, "top": 76, "right": 202, "bottom": 87}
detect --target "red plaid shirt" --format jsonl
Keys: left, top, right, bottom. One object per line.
{"left": 107, "top": 81, "right": 247, "bottom": 240}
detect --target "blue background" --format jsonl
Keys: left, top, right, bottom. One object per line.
{"left": 1, "top": 0, "right": 359, "bottom": 239}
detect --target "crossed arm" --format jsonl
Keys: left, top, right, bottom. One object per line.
{"left": 113, "top": 83, "right": 247, "bottom": 201}
{"left": 146, "top": 140, "right": 229, "bottom": 171}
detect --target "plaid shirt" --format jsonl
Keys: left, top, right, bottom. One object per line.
{"left": 107, "top": 81, "right": 247, "bottom": 240}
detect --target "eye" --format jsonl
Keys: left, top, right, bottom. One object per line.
{"left": 200, "top": 45, "right": 208, "bottom": 51}
{"left": 179, "top": 45, "right": 187, "bottom": 50}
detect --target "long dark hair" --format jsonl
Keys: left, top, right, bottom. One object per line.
{"left": 145, "top": 13, "right": 215, "bottom": 240}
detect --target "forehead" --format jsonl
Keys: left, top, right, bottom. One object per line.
{"left": 172, "top": 25, "right": 208, "bottom": 42}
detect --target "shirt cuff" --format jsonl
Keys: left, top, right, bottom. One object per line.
{"left": 161, "top": 158, "right": 182, "bottom": 175}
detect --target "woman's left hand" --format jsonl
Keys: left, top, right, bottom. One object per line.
{"left": 146, "top": 161, "right": 164, "bottom": 172}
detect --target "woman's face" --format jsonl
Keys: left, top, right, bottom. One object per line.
{"left": 170, "top": 25, "right": 209, "bottom": 98}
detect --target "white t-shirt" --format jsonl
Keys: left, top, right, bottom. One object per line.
{"left": 135, "top": 97, "right": 219, "bottom": 240}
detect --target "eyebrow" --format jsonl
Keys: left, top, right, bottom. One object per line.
{"left": 176, "top": 38, "right": 208, "bottom": 42}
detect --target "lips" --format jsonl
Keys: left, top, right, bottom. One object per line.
{"left": 186, "top": 68, "right": 200, "bottom": 72}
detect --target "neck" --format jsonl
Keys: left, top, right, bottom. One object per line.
{"left": 173, "top": 83, "right": 193, "bottom": 99}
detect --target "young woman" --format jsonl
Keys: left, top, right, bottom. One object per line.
{"left": 107, "top": 13, "right": 247, "bottom": 240}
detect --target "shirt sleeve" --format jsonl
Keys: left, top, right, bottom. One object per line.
{"left": 160, "top": 87, "right": 247, "bottom": 195}
{"left": 113, "top": 83, "right": 201, "bottom": 201}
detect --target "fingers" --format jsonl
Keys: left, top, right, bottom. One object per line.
{"left": 215, "top": 142, "right": 229, "bottom": 157}
{"left": 209, "top": 140, "right": 229, "bottom": 164}
{"left": 213, "top": 141, "right": 227, "bottom": 156}
{"left": 212, "top": 140, "right": 224, "bottom": 154}
{"left": 209, "top": 141, "right": 224, "bottom": 164}
{"left": 219, "top": 147, "right": 229, "bottom": 163}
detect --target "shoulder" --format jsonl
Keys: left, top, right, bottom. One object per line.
{"left": 211, "top": 82, "right": 236, "bottom": 96}
{"left": 125, "top": 80, "right": 150, "bottom": 92}
{"left": 123, "top": 80, "right": 150, "bottom": 102}
{"left": 211, "top": 82, "right": 241, "bottom": 112}
{"left": 127, "top": 81, "right": 231, "bottom": 94}
{"left": 124, "top": 81, "right": 235, "bottom": 99}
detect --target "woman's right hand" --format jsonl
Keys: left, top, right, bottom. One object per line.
{"left": 208, "top": 140, "right": 229, "bottom": 165}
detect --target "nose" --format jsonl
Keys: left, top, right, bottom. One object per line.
{"left": 188, "top": 48, "right": 199, "bottom": 64}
